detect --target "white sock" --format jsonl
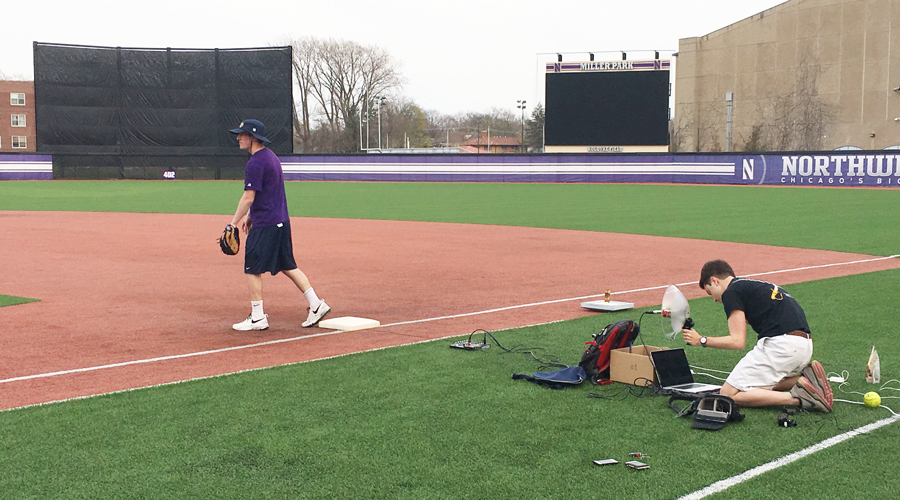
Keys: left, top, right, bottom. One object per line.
{"left": 303, "top": 288, "right": 322, "bottom": 310}
{"left": 251, "top": 300, "right": 264, "bottom": 320}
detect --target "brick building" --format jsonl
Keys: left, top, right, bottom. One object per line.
{"left": 461, "top": 131, "right": 523, "bottom": 153}
{"left": 0, "top": 81, "right": 36, "bottom": 152}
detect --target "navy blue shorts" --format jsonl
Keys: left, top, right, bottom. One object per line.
{"left": 244, "top": 221, "right": 298, "bottom": 276}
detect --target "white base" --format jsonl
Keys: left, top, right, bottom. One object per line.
{"left": 580, "top": 300, "right": 634, "bottom": 312}
{"left": 317, "top": 316, "right": 380, "bottom": 331}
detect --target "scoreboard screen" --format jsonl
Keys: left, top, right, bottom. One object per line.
{"left": 545, "top": 64, "right": 669, "bottom": 147}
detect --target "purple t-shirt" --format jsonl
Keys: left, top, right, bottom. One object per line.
{"left": 244, "top": 148, "right": 289, "bottom": 227}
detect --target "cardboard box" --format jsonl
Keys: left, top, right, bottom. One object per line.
{"left": 609, "top": 345, "right": 669, "bottom": 386}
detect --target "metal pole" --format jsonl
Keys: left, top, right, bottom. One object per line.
{"left": 517, "top": 100, "right": 526, "bottom": 153}
{"left": 725, "top": 92, "right": 733, "bottom": 152}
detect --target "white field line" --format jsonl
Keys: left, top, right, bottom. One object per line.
{"left": 677, "top": 414, "right": 900, "bottom": 500}
{"left": 2, "top": 254, "right": 897, "bottom": 388}
{"left": 0, "top": 321, "right": 548, "bottom": 413}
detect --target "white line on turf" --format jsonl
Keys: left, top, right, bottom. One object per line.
{"left": 1, "top": 254, "right": 897, "bottom": 387}
{"left": 677, "top": 414, "right": 900, "bottom": 500}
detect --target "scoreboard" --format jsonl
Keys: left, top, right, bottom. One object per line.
{"left": 544, "top": 60, "right": 670, "bottom": 153}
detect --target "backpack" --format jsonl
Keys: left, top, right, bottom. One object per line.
{"left": 578, "top": 319, "right": 640, "bottom": 385}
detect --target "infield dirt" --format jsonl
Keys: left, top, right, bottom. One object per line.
{"left": 2, "top": 211, "right": 898, "bottom": 410}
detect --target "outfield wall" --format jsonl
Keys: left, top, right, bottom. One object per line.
{"left": 281, "top": 153, "right": 900, "bottom": 187}
{"left": 4, "top": 152, "right": 900, "bottom": 186}
{"left": 0, "top": 154, "right": 52, "bottom": 180}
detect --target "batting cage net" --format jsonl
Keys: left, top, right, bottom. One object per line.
{"left": 33, "top": 42, "right": 293, "bottom": 179}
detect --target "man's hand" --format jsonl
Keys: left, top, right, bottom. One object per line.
{"left": 683, "top": 328, "right": 701, "bottom": 346}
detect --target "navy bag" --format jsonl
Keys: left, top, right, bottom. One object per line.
{"left": 512, "top": 366, "right": 587, "bottom": 389}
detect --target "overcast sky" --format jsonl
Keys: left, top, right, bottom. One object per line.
{"left": 2, "top": 0, "right": 784, "bottom": 115}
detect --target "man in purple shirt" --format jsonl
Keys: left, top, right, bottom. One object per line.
{"left": 227, "top": 119, "right": 331, "bottom": 330}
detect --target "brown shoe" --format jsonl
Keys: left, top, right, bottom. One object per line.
{"left": 790, "top": 376, "right": 832, "bottom": 413}
{"left": 801, "top": 360, "right": 833, "bottom": 406}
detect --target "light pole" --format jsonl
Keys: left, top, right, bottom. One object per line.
{"left": 516, "top": 100, "right": 527, "bottom": 153}
{"left": 374, "top": 95, "right": 387, "bottom": 150}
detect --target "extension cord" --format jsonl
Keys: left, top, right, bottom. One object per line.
{"left": 829, "top": 376, "right": 846, "bottom": 383}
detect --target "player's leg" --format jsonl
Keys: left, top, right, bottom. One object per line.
{"left": 233, "top": 226, "right": 269, "bottom": 331}
{"left": 283, "top": 267, "right": 311, "bottom": 293}
{"left": 284, "top": 267, "right": 331, "bottom": 327}
{"left": 726, "top": 336, "right": 828, "bottom": 411}
{"left": 247, "top": 273, "right": 263, "bottom": 301}
{"left": 276, "top": 222, "right": 330, "bottom": 327}
{"left": 233, "top": 273, "right": 268, "bottom": 331}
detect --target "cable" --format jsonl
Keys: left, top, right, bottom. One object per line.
{"left": 690, "top": 364, "right": 731, "bottom": 375}
{"left": 471, "top": 329, "right": 567, "bottom": 371}
{"left": 587, "top": 378, "right": 655, "bottom": 400}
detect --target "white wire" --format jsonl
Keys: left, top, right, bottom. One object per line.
{"left": 687, "top": 363, "right": 898, "bottom": 409}
{"left": 690, "top": 364, "right": 731, "bottom": 375}
{"left": 834, "top": 399, "right": 899, "bottom": 416}
{"left": 827, "top": 369, "right": 899, "bottom": 414}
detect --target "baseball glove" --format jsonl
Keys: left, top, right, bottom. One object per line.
{"left": 220, "top": 224, "right": 240, "bottom": 255}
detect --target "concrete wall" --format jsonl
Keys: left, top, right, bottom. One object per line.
{"left": 674, "top": 0, "right": 900, "bottom": 152}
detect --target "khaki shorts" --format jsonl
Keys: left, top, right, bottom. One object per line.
{"left": 726, "top": 335, "right": 813, "bottom": 391}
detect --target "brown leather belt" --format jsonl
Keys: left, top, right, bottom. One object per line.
{"left": 784, "top": 330, "right": 811, "bottom": 339}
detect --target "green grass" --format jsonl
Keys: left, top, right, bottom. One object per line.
{"left": 1, "top": 180, "right": 898, "bottom": 498}
{"left": 1, "top": 180, "right": 898, "bottom": 254}
{"left": 1, "top": 270, "right": 897, "bottom": 499}
{"left": 0, "top": 294, "right": 39, "bottom": 307}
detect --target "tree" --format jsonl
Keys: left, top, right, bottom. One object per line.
{"left": 283, "top": 36, "right": 404, "bottom": 152}
{"left": 525, "top": 103, "right": 545, "bottom": 153}
{"left": 381, "top": 98, "right": 430, "bottom": 149}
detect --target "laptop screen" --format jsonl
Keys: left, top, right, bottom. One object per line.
{"left": 650, "top": 348, "right": 694, "bottom": 387}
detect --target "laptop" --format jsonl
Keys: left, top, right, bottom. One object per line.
{"left": 649, "top": 348, "right": 721, "bottom": 394}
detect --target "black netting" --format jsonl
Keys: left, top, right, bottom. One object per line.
{"left": 34, "top": 42, "right": 293, "bottom": 170}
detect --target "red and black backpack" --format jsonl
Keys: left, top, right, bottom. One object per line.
{"left": 578, "top": 319, "right": 640, "bottom": 385}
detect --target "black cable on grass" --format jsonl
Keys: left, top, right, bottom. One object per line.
{"left": 469, "top": 329, "right": 567, "bottom": 371}
{"left": 587, "top": 381, "right": 655, "bottom": 401}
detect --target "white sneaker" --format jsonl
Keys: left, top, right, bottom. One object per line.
{"left": 233, "top": 314, "right": 269, "bottom": 331}
{"left": 302, "top": 301, "right": 331, "bottom": 327}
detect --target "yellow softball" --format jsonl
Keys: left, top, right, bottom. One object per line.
{"left": 863, "top": 391, "right": 881, "bottom": 408}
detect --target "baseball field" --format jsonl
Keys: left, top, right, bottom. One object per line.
{"left": 1, "top": 180, "right": 898, "bottom": 499}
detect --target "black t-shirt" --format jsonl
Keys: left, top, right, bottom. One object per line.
{"left": 721, "top": 278, "right": 811, "bottom": 339}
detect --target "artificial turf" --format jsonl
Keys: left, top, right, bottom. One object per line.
{"left": 0, "top": 180, "right": 897, "bottom": 499}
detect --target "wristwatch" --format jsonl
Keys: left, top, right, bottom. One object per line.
{"left": 700, "top": 336, "right": 708, "bottom": 347}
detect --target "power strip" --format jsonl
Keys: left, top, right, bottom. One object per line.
{"left": 450, "top": 340, "right": 490, "bottom": 350}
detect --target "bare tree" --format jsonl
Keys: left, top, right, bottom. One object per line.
{"left": 282, "top": 36, "right": 404, "bottom": 152}
{"left": 281, "top": 37, "right": 317, "bottom": 145}
{"left": 380, "top": 97, "right": 429, "bottom": 149}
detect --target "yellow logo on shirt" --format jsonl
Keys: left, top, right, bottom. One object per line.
{"left": 771, "top": 286, "right": 783, "bottom": 300}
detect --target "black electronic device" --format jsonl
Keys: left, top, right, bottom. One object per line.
{"left": 450, "top": 340, "right": 489, "bottom": 350}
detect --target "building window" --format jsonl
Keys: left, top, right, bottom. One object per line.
{"left": 10, "top": 93, "right": 26, "bottom": 105}
{"left": 12, "top": 136, "right": 27, "bottom": 149}
{"left": 11, "top": 114, "right": 26, "bottom": 127}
